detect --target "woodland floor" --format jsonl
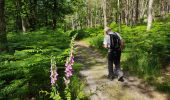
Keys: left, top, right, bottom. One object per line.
{"left": 75, "top": 40, "right": 169, "bottom": 100}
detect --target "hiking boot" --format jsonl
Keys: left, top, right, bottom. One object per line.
{"left": 107, "top": 75, "right": 114, "bottom": 81}
{"left": 118, "top": 76, "right": 124, "bottom": 82}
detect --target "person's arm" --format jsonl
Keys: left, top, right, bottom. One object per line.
{"left": 103, "top": 44, "right": 108, "bottom": 48}
{"left": 103, "top": 35, "right": 110, "bottom": 49}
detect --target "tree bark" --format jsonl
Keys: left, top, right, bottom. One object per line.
{"left": 147, "top": 0, "right": 153, "bottom": 31}
{"left": 117, "top": 0, "right": 121, "bottom": 32}
{"left": 102, "top": 0, "right": 107, "bottom": 28}
{"left": 29, "top": 0, "right": 37, "bottom": 30}
{"left": 21, "top": 17, "right": 27, "bottom": 32}
{"left": 0, "top": 0, "right": 8, "bottom": 52}
{"left": 15, "top": 0, "right": 22, "bottom": 32}
{"left": 135, "top": 0, "right": 139, "bottom": 24}
{"left": 43, "top": 0, "right": 48, "bottom": 26}
{"left": 125, "top": 0, "right": 129, "bottom": 25}
{"left": 52, "top": 0, "right": 57, "bottom": 30}
{"left": 72, "top": 16, "right": 75, "bottom": 30}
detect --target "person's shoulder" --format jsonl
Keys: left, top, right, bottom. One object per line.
{"left": 114, "top": 32, "right": 120, "bottom": 34}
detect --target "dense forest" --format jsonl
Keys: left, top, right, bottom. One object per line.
{"left": 0, "top": 0, "right": 170, "bottom": 100}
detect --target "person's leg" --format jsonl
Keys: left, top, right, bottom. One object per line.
{"left": 113, "top": 50, "right": 124, "bottom": 81}
{"left": 108, "top": 50, "right": 114, "bottom": 79}
{"left": 113, "top": 51, "right": 118, "bottom": 75}
{"left": 115, "top": 50, "right": 121, "bottom": 69}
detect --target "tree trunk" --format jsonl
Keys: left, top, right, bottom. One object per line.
{"left": 90, "top": 11, "right": 93, "bottom": 27}
{"left": 117, "top": 0, "right": 121, "bottom": 32}
{"left": 52, "top": 0, "right": 57, "bottom": 30}
{"left": 147, "top": 0, "right": 153, "bottom": 31}
{"left": 94, "top": 0, "right": 98, "bottom": 28}
{"left": 135, "top": 0, "right": 139, "bottom": 24}
{"left": 0, "top": 0, "right": 8, "bottom": 52}
{"left": 21, "top": 17, "right": 27, "bottom": 32}
{"left": 72, "top": 16, "right": 75, "bottom": 30}
{"left": 102, "top": 0, "right": 107, "bottom": 28}
{"left": 15, "top": 0, "right": 22, "bottom": 32}
{"left": 44, "top": 0, "right": 48, "bottom": 26}
{"left": 29, "top": 0, "right": 37, "bottom": 30}
{"left": 125, "top": 0, "right": 129, "bottom": 25}
{"left": 140, "top": 0, "right": 148, "bottom": 23}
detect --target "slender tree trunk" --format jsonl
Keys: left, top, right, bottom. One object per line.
{"left": 20, "top": 1, "right": 29, "bottom": 32}
{"left": 94, "top": 10, "right": 97, "bottom": 27}
{"left": 135, "top": 0, "right": 139, "bottom": 24}
{"left": 75, "top": 12, "right": 79, "bottom": 29}
{"left": 140, "top": 0, "right": 148, "bottom": 23}
{"left": 94, "top": 0, "right": 97, "bottom": 28}
{"left": 117, "top": 0, "right": 121, "bottom": 32}
{"left": 15, "top": 0, "right": 22, "bottom": 32}
{"left": 122, "top": 11, "right": 125, "bottom": 24}
{"left": 147, "top": 0, "right": 153, "bottom": 31}
{"left": 45, "top": 10, "right": 48, "bottom": 26}
{"left": 125, "top": 0, "right": 129, "bottom": 25}
{"left": 87, "top": 4, "right": 90, "bottom": 28}
{"left": 52, "top": 0, "right": 57, "bottom": 29}
{"left": 44, "top": 0, "right": 48, "bottom": 26}
{"left": 72, "top": 16, "right": 75, "bottom": 30}
{"left": 102, "top": 0, "right": 107, "bottom": 28}
{"left": 29, "top": 0, "right": 37, "bottom": 30}
{"left": 21, "top": 17, "right": 27, "bottom": 32}
{"left": 0, "top": 0, "right": 8, "bottom": 52}
{"left": 90, "top": 11, "right": 93, "bottom": 27}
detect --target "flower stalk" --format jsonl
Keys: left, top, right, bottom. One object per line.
{"left": 50, "top": 56, "right": 58, "bottom": 86}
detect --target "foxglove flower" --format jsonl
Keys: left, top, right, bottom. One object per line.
{"left": 64, "top": 35, "right": 76, "bottom": 85}
{"left": 50, "top": 57, "right": 58, "bottom": 86}
{"left": 64, "top": 54, "right": 75, "bottom": 86}
{"left": 65, "top": 55, "right": 74, "bottom": 79}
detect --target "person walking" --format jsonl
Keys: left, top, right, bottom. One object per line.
{"left": 103, "top": 27, "right": 124, "bottom": 81}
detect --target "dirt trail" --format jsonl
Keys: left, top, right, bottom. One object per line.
{"left": 75, "top": 41, "right": 168, "bottom": 100}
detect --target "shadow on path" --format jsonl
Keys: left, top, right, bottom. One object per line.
{"left": 75, "top": 41, "right": 169, "bottom": 100}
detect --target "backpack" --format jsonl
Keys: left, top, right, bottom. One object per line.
{"left": 109, "top": 32, "right": 121, "bottom": 50}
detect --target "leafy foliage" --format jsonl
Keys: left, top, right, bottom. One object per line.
{"left": 79, "top": 22, "right": 170, "bottom": 77}
{"left": 0, "top": 28, "right": 87, "bottom": 99}
{"left": 0, "top": 28, "right": 70, "bottom": 99}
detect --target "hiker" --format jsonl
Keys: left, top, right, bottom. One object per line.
{"left": 103, "top": 27, "right": 124, "bottom": 81}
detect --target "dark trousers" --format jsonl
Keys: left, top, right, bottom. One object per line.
{"left": 108, "top": 49, "right": 121, "bottom": 77}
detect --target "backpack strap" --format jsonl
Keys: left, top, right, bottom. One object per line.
{"left": 109, "top": 34, "right": 114, "bottom": 49}
{"left": 109, "top": 32, "right": 121, "bottom": 50}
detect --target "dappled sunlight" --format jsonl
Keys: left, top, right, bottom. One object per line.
{"left": 76, "top": 40, "right": 169, "bottom": 100}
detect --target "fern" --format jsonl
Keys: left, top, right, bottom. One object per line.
{"left": 0, "top": 79, "right": 26, "bottom": 96}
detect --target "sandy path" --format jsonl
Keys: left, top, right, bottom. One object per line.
{"left": 75, "top": 41, "right": 168, "bottom": 100}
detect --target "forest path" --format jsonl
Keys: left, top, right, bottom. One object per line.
{"left": 75, "top": 40, "right": 168, "bottom": 100}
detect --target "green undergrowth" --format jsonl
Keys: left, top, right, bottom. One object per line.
{"left": 0, "top": 28, "right": 86, "bottom": 99}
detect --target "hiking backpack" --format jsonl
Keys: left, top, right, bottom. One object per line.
{"left": 109, "top": 32, "right": 121, "bottom": 50}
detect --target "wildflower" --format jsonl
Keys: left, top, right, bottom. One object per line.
{"left": 50, "top": 57, "right": 58, "bottom": 86}
{"left": 70, "top": 55, "right": 74, "bottom": 65}
{"left": 65, "top": 60, "right": 73, "bottom": 78}
{"left": 63, "top": 77, "right": 70, "bottom": 85}
{"left": 64, "top": 53, "right": 75, "bottom": 86}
